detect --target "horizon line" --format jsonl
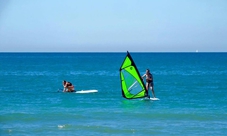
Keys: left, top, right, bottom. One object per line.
{"left": 0, "top": 51, "right": 227, "bottom": 53}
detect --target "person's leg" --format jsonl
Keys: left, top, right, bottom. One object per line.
{"left": 146, "top": 82, "right": 149, "bottom": 91}
{"left": 63, "top": 87, "right": 66, "bottom": 92}
{"left": 150, "top": 83, "right": 156, "bottom": 98}
{"left": 64, "top": 87, "right": 69, "bottom": 92}
{"left": 68, "top": 86, "right": 75, "bottom": 92}
{"left": 145, "top": 83, "right": 150, "bottom": 97}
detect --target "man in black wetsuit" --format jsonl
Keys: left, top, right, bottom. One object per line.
{"left": 142, "top": 69, "right": 156, "bottom": 98}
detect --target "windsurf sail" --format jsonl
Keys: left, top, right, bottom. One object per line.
{"left": 119, "top": 51, "right": 147, "bottom": 99}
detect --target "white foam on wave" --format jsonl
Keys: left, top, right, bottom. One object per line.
{"left": 58, "top": 125, "right": 66, "bottom": 129}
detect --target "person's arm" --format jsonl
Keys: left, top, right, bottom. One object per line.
{"left": 63, "top": 81, "right": 68, "bottom": 87}
{"left": 142, "top": 74, "right": 146, "bottom": 78}
{"left": 151, "top": 74, "right": 153, "bottom": 80}
{"left": 63, "top": 81, "right": 66, "bottom": 92}
{"left": 64, "top": 83, "right": 67, "bottom": 87}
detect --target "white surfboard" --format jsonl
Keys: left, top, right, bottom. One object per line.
{"left": 59, "top": 88, "right": 98, "bottom": 93}
{"left": 143, "top": 97, "right": 160, "bottom": 101}
{"left": 150, "top": 97, "right": 159, "bottom": 101}
{"left": 74, "top": 90, "right": 98, "bottom": 94}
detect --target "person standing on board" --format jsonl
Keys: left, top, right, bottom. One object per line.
{"left": 142, "top": 69, "right": 156, "bottom": 98}
{"left": 63, "top": 80, "right": 75, "bottom": 92}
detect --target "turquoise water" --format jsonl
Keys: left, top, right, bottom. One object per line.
{"left": 0, "top": 52, "right": 227, "bottom": 135}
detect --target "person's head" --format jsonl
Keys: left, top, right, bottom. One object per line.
{"left": 63, "top": 80, "right": 66, "bottom": 84}
{"left": 146, "top": 69, "right": 150, "bottom": 74}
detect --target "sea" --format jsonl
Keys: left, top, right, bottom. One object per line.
{"left": 0, "top": 52, "right": 227, "bottom": 136}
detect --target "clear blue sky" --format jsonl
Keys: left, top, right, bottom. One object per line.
{"left": 0, "top": 0, "right": 227, "bottom": 52}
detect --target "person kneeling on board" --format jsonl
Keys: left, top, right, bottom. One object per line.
{"left": 63, "top": 80, "right": 75, "bottom": 92}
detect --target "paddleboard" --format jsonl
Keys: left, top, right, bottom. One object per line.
{"left": 59, "top": 89, "right": 98, "bottom": 93}
{"left": 74, "top": 90, "right": 98, "bottom": 94}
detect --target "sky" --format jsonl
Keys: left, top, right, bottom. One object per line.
{"left": 0, "top": 0, "right": 227, "bottom": 52}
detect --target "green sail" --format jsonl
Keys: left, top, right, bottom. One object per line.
{"left": 119, "top": 51, "right": 147, "bottom": 99}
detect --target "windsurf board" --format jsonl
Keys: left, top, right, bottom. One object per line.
{"left": 143, "top": 97, "right": 160, "bottom": 101}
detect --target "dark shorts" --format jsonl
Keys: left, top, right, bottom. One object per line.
{"left": 147, "top": 82, "right": 153, "bottom": 87}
